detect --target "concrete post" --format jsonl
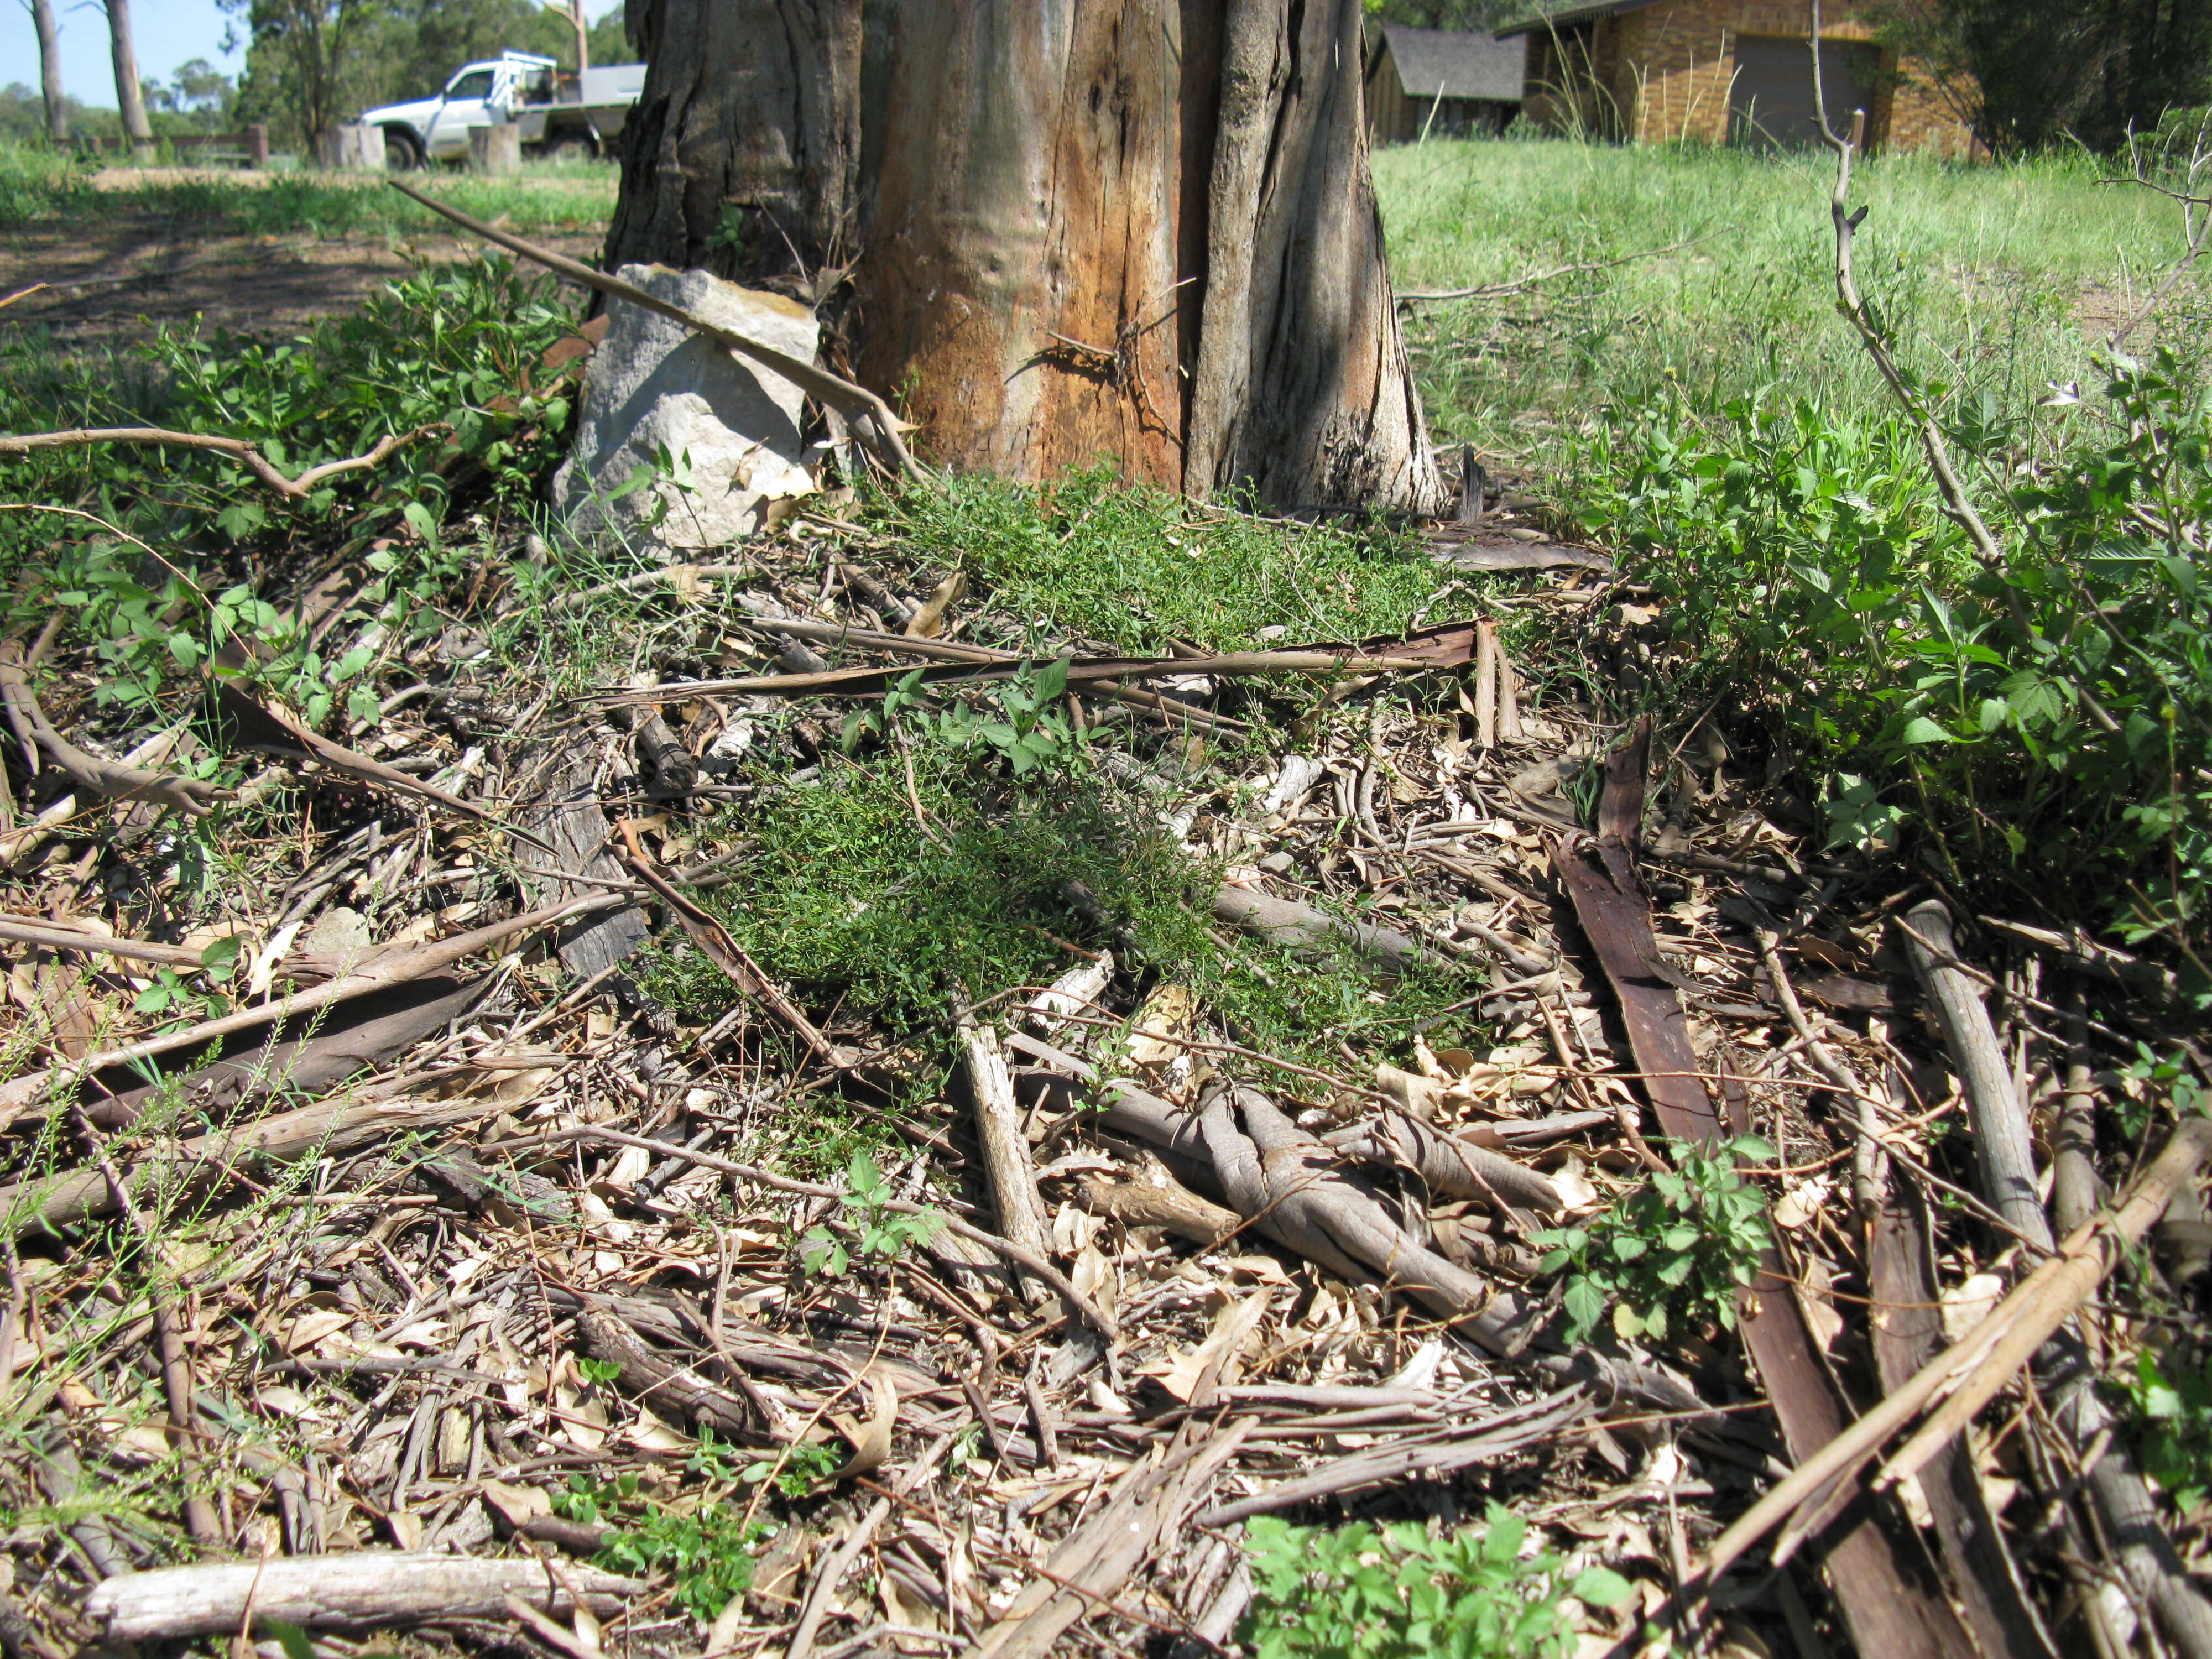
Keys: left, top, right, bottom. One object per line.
{"left": 468, "top": 123, "right": 523, "bottom": 176}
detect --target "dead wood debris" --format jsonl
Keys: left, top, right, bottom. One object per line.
{"left": 0, "top": 465, "right": 2205, "bottom": 1659}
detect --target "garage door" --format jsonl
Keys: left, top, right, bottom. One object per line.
{"left": 1728, "top": 34, "right": 1880, "bottom": 149}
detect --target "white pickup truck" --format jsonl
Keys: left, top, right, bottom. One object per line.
{"left": 361, "top": 51, "right": 646, "bottom": 169}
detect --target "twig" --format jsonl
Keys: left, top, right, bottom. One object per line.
{"left": 1396, "top": 235, "right": 1709, "bottom": 304}
{"left": 0, "top": 423, "right": 445, "bottom": 499}
{"left": 69, "top": 1104, "right": 221, "bottom": 1543}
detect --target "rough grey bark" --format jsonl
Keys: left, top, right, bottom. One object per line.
{"left": 606, "top": 0, "right": 1447, "bottom": 515}
{"left": 103, "top": 0, "right": 153, "bottom": 154}
{"left": 30, "top": 0, "right": 68, "bottom": 141}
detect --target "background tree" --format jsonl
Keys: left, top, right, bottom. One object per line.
{"left": 227, "top": 0, "right": 628, "bottom": 149}
{"left": 1361, "top": 0, "right": 1521, "bottom": 29}
{"left": 21, "top": 0, "right": 67, "bottom": 140}
{"left": 103, "top": 0, "right": 154, "bottom": 154}
{"left": 604, "top": 0, "right": 1447, "bottom": 515}
{"left": 1877, "top": 0, "right": 2212, "bottom": 153}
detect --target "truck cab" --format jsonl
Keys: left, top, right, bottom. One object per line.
{"left": 361, "top": 51, "right": 645, "bottom": 169}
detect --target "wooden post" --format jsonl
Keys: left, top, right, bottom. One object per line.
{"left": 246, "top": 123, "right": 269, "bottom": 170}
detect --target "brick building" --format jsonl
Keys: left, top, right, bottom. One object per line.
{"left": 1499, "top": 0, "right": 1978, "bottom": 155}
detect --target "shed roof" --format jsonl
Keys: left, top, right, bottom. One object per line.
{"left": 1494, "top": 0, "right": 1664, "bottom": 39}
{"left": 1375, "top": 25, "right": 1528, "bottom": 102}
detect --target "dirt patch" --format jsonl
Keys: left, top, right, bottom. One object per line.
{"left": 1, "top": 212, "right": 608, "bottom": 346}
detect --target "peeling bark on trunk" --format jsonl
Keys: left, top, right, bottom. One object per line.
{"left": 105, "top": 0, "right": 154, "bottom": 155}
{"left": 32, "top": 0, "right": 68, "bottom": 142}
{"left": 606, "top": 0, "right": 1446, "bottom": 515}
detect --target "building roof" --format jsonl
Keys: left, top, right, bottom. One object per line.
{"left": 1375, "top": 25, "right": 1528, "bottom": 103}
{"left": 1494, "top": 0, "right": 1665, "bottom": 39}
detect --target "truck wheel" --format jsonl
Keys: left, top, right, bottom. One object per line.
{"left": 383, "top": 129, "right": 424, "bottom": 171}
{"left": 544, "top": 137, "right": 596, "bottom": 164}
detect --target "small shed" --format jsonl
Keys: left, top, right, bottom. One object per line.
{"left": 1366, "top": 24, "right": 1528, "bottom": 145}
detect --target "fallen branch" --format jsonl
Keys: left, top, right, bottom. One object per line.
{"left": 1692, "top": 1114, "right": 2212, "bottom": 1595}
{"left": 385, "top": 179, "right": 929, "bottom": 487}
{"left": 1098, "top": 1081, "right": 1538, "bottom": 1355}
{"left": 0, "top": 423, "right": 444, "bottom": 499}
{"left": 0, "top": 893, "right": 628, "bottom": 1115}
{"left": 81, "top": 1555, "right": 644, "bottom": 1641}
{"left": 1195, "top": 1388, "right": 1587, "bottom": 1525}
{"left": 0, "top": 641, "right": 216, "bottom": 820}
{"left": 1213, "top": 888, "right": 1456, "bottom": 978}
{"left": 0, "top": 1090, "right": 512, "bottom": 1235}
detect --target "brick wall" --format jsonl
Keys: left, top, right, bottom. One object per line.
{"left": 1524, "top": 0, "right": 1979, "bottom": 155}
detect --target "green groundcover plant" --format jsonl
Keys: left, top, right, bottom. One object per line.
{"left": 1240, "top": 1507, "right": 1632, "bottom": 1659}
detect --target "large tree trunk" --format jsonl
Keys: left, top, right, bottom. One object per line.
{"left": 605, "top": 0, "right": 1446, "bottom": 515}
{"left": 32, "top": 0, "right": 69, "bottom": 142}
{"left": 105, "top": 0, "right": 154, "bottom": 156}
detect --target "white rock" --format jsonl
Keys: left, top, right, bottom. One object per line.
{"left": 555, "top": 265, "right": 818, "bottom": 550}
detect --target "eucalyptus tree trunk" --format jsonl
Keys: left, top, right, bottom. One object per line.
{"left": 104, "top": 0, "right": 154, "bottom": 156}
{"left": 604, "top": 0, "right": 1447, "bottom": 515}
{"left": 31, "top": 0, "right": 69, "bottom": 141}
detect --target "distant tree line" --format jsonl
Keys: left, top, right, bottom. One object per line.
{"left": 1876, "top": 0, "right": 2212, "bottom": 154}
{"left": 220, "top": 0, "right": 630, "bottom": 150}
{"left": 0, "top": 60, "right": 237, "bottom": 142}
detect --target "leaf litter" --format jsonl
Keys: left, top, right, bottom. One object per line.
{"left": 0, "top": 275, "right": 2207, "bottom": 1659}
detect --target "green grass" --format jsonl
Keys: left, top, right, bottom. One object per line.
{"left": 873, "top": 465, "right": 1451, "bottom": 654}
{"left": 1375, "top": 137, "right": 2204, "bottom": 471}
{"left": 0, "top": 141, "right": 618, "bottom": 236}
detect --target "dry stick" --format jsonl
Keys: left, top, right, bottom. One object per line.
{"left": 958, "top": 1013, "right": 1051, "bottom": 1302}
{"left": 69, "top": 1104, "right": 221, "bottom": 1543}
{"left": 0, "top": 424, "right": 444, "bottom": 500}
{"left": 528, "top": 1124, "right": 1115, "bottom": 1340}
{"left": 2, "top": 893, "right": 628, "bottom": 1104}
{"left": 1473, "top": 621, "right": 1498, "bottom": 748}
{"left": 0, "top": 917, "right": 207, "bottom": 967}
{"left": 1806, "top": 35, "right": 2120, "bottom": 734}
{"left": 384, "top": 178, "right": 928, "bottom": 487}
{"left": 1692, "top": 1114, "right": 2212, "bottom": 1593}
{"left": 535, "top": 561, "right": 758, "bottom": 619}
{"left": 1896, "top": 901, "right": 2045, "bottom": 1238}
{"left": 0, "top": 642, "right": 216, "bottom": 820}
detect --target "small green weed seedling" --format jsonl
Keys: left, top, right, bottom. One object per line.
{"left": 595, "top": 1503, "right": 769, "bottom": 1621}
{"left": 1535, "top": 1136, "right": 1773, "bottom": 1345}
{"left": 1240, "top": 1505, "right": 1632, "bottom": 1659}
{"left": 740, "top": 1438, "right": 842, "bottom": 1497}
{"left": 552, "top": 1470, "right": 640, "bottom": 1526}
{"left": 847, "top": 656, "right": 1082, "bottom": 777}
{"left": 800, "top": 1151, "right": 945, "bottom": 1276}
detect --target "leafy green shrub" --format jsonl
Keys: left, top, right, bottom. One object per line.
{"left": 1534, "top": 1135, "right": 1773, "bottom": 1345}
{"left": 1, "top": 256, "right": 580, "bottom": 729}
{"left": 1571, "top": 348, "right": 2212, "bottom": 967}
{"left": 1240, "top": 1506, "right": 1632, "bottom": 1659}
{"left": 2121, "top": 1345, "right": 2212, "bottom": 1514}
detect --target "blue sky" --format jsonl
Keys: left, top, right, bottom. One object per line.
{"left": 2, "top": 0, "right": 622, "bottom": 109}
{"left": 4, "top": 0, "right": 243, "bottom": 107}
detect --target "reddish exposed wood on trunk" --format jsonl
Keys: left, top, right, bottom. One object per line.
{"left": 606, "top": 0, "right": 1445, "bottom": 514}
